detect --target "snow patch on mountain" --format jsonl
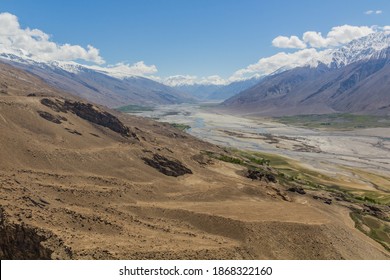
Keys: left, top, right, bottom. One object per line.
{"left": 318, "top": 32, "right": 390, "bottom": 68}
{"left": 1, "top": 31, "right": 390, "bottom": 87}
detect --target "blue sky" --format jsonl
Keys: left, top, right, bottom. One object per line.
{"left": 0, "top": 0, "right": 389, "bottom": 84}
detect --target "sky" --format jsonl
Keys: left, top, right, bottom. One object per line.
{"left": 0, "top": 0, "right": 389, "bottom": 85}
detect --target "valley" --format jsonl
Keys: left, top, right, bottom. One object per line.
{"left": 129, "top": 103, "right": 390, "bottom": 181}
{"left": 1, "top": 13, "right": 390, "bottom": 261}
{"left": 0, "top": 92, "right": 388, "bottom": 259}
{"left": 126, "top": 103, "right": 390, "bottom": 252}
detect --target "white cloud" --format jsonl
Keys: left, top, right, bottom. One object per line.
{"left": 1, "top": 14, "right": 388, "bottom": 87}
{"left": 365, "top": 10, "right": 382, "bottom": 15}
{"left": 272, "top": 35, "right": 306, "bottom": 49}
{"left": 229, "top": 25, "right": 378, "bottom": 81}
{"left": 302, "top": 25, "right": 374, "bottom": 48}
{"left": 229, "top": 48, "right": 326, "bottom": 80}
{"left": 0, "top": 12, "right": 104, "bottom": 64}
{"left": 302, "top": 32, "right": 329, "bottom": 48}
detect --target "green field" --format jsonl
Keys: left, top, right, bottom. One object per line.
{"left": 115, "top": 104, "right": 155, "bottom": 113}
{"left": 170, "top": 123, "right": 191, "bottom": 131}
{"left": 216, "top": 148, "right": 390, "bottom": 205}
{"left": 351, "top": 212, "right": 390, "bottom": 251}
{"left": 274, "top": 114, "right": 390, "bottom": 130}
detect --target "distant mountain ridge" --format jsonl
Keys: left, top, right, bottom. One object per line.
{"left": 175, "top": 77, "right": 261, "bottom": 101}
{"left": 222, "top": 32, "right": 390, "bottom": 116}
{"left": 0, "top": 53, "right": 193, "bottom": 108}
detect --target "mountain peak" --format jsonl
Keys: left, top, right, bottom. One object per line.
{"left": 323, "top": 31, "right": 390, "bottom": 68}
{"left": 222, "top": 32, "right": 390, "bottom": 116}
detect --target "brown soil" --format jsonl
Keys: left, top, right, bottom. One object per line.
{"left": 0, "top": 62, "right": 389, "bottom": 260}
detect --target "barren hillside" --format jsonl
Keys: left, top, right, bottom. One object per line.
{"left": 0, "top": 62, "right": 389, "bottom": 260}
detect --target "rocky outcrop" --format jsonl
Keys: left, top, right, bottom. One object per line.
{"left": 63, "top": 100, "right": 132, "bottom": 137}
{"left": 37, "top": 111, "right": 67, "bottom": 124}
{"left": 191, "top": 154, "right": 213, "bottom": 166}
{"left": 40, "top": 98, "right": 138, "bottom": 139}
{"left": 246, "top": 169, "right": 277, "bottom": 183}
{"left": 0, "top": 208, "right": 72, "bottom": 260}
{"left": 313, "top": 195, "right": 332, "bottom": 205}
{"left": 142, "top": 154, "right": 192, "bottom": 177}
{"left": 40, "top": 98, "right": 68, "bottom": 113}
{"left": 0, "top": 223, "right": 52, "bottom": 260}
{"left": 363, "top": 204, "right": 390, "bottom": 220}
{"left": 287, "top": 186, "right": 306, "bottom": 195}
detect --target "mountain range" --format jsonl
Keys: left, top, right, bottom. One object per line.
{"left": 0, "top": 52, "right": 261, "bottom": 107}
{"left": 222, "top": 32, "right": 390, "bottom": 116}
{"left": 1, "top": 32, "right": 389, "bottom": 116}
{"left": 0, "top": 53, "right": 194, "bottom": 108}
{"left": 175, "top": 77, "right": 261, "bottom": 101}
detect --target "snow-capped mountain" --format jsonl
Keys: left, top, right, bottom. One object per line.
{"left": 0, "top": 52, "right": 193, "bottom": 108}
{"left": 324, "top": 32, "right": 390, "bottom": 68}
{"left": 0, "top": 51, "right": 83, "bottom": 73}
{"left": 222, "top": 32, "right": 390, "bottom": 116}
{"left": 174, "top": 76, "right": 262, "bottom": 101}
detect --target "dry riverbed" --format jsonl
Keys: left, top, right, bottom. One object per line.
{"left": 128, "top": 103, "right": 390, "bottom": 196}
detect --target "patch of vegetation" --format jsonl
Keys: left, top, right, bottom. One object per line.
{"left": 206, "top": 147, "right": 390, "bottom": 249}
{"left": 340, "top": 167, "right": 390, "bottom": 193}
{"left": 350, "top": 212, "right": 390, "bottom": 252}
{"left": 235, "top": 150, "right": 270, "bottom": 166}
{"left": 205, "top": 148, "right": 390, "bottom": 206}
{"left": 170, "top": 123, "right": 191, "bottom": 131}
{"left": 203, "top": 150, "right": 271, "bottom": 168}
{"left": 202, "top": 150, "right": 278, "bottom": 184}
{"left": 274, "top": 113, "right": 390, "bottom": 130}
{"left": 198, "top": 103, "right": 220, "bottom": 109}
{"left": 161, "top": 111, "right": 180, "bottom": 116}
{"left": 218, "top": 155, "right": 243, "bottom": 164}
{"left": 247, "top": 156, "right": 270, "bottom": 166}
{"left": 350, "top": 190, "right": 390, "bottom": 205}
{"left": 229, "top": 149, "right": 390, "bottom": 206}
{"left": 116, "top": 104, "right": 155, "bottom": 113}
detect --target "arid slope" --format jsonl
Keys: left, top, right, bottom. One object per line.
{"left": 0, "top": 62, "right": 389, "bottom": 259}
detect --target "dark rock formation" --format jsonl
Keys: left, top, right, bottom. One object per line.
{"left": 363, "top": 204, "right": 389, "bottom": 220}
{"left": 247, "top": 169, "right": 277, "bottom": 183}
{"left": 313, "top": 195, "right": 332, "bottom": 205}
{"left": 63, "top": 100, "right": 134, "bottom": 137}
{"left": 276, "top": 189, "right": 291, "bottom": 202}
{"left": 142, "top": 154, "right": 192, "bottom": 177}
{"left": 331, "top": 192, "right": 349, "bottom": 202}
{"left": 65, "top": 128, "right": 82, "bottom": 135}
{"left": 0, "top": 208, "right": 71, "bottom": 260}
{"left": 37, "top": 111, "right": 67, "bottom": 124}
{"left": 41, "top": 98, "right": 67, "bottom": 113}
{"left": 40, "top": 98, "right": 138, "bottom": 139}
{"left": 287, "top": 187, "right": 306, "bottom": 195}
{"left": 191, "top": 154, "right": 212, "bottom": 166}
{"left": 0, "top": 223, "right": 52, "bottom": 259}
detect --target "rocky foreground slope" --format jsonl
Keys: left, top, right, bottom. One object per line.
{"left": 0, "top": 62, "right": 389, "bottom": 259}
